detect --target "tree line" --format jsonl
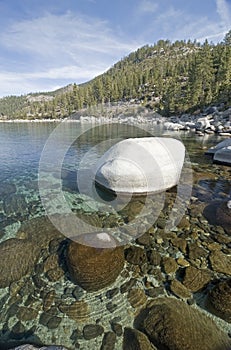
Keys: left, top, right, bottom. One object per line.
{"left": 0, "top": 30, "right": 230, "bottom": 119}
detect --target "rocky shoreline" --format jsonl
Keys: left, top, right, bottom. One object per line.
{"left": 0, "top": 105, "right": 230, "bottom": 138}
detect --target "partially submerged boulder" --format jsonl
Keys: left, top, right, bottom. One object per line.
{"left": 213, "top": 145, "right": 231, "bottom": 165}
{"left": 94, "top": 137, "right": 185, "bottom": 194}
{"left": 66, "top": 232, "right": 124, "bottom": 291}
{"left": 205, "top": 138, "right": 231, "bottom": 166}
{"left": 205, "top": 138, "right": 231, "bottom": 155}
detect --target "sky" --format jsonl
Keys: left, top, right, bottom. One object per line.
{"left": 0, "top": 0, "right": 230, "bottom": 97}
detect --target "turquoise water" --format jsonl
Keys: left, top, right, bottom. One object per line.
{"left": 0, "top": 121, "right": 230, "bottom": 349}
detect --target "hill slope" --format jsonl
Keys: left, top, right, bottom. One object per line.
{"left": 0, "top": 31, "right": 230, "bottom": 120}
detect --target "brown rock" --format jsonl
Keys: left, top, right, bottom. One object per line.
{"left": 18, "top": 215, "right": 64, "bottom": 249}
{"left": 0, "top": 238, "right": 40, "bottom": 288}
{"left": 216, "top": 201, "right": 231, "bottom": 234}
{"left": 162, "top": 257, "right": 178, "bottom": 274}
{"left": 142, "top": 297, "right": 231, "bottom": 350}
{"left": 170, "top": 280, "right": 192, "bottom": 299}
{"left": 128, "top": 288, "right": 147, "bottom": 309}
{"left": 177, "top": 257, "right": 190, "bottom": 267}
{"left": 46, "top": 267, "right": 64, "bottom": 281}
{"left": 209, "top": 250, "right": 231, "bottom": 275}
{"left": 100, "top": 331, "right": 117, "bottom": 350}
{"left": 171, "top": 237, "right": 187, "bottom": 253}
{"left": 125, "top": 246, "right": 147, "bottom": 265}
{"left": 43, "top": 254, "right": 59, "bottom": 272}
{"left": 67, "top": 233, "right": 124, "bottom": 291}
{"left": 59, "top": 300, "right": 89, "bottom": 322}
{"left": 188, "top": 242, "right": 208, "bottom": 260}
{"left": 17, "top": 306, "right": 38, "bottom": 321}
{"left": 177, "top": 217, "right": 190, "bottom": 230}
{"left": 123, "top": 328, "right": 156, "bottom": 350}
{"left": 148, "top": 251, "right": 161, "bottom": 266}
{"left": 206, "top": 279, "right": 231, "bottom": 323}
{"left": 43, "top": 290, "right": 56, "bottom": 311}
{"left": 183, "top": 266, "right": 211, "bottom": 292}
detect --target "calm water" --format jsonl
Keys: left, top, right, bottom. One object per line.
{"left": 0, "top": 121, "right": 230, "bottom": 349}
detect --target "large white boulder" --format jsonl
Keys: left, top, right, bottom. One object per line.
{"left": 94, "top": 137, "right": 185, "bottom": 194}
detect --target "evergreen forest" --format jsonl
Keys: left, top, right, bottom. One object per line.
{"left": 0, "top": 30, "right": 230, "bottom": 119}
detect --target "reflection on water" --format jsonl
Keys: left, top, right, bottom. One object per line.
{"left": 0, "top": 122, "right": 230, "bottom": 349}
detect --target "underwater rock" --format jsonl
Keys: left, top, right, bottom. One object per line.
{"left": 66, "top": 232, "right": 124, "bottom": 291}
{"left": 123, "top": 328, "right": 155, "bottom": 350}
{"left": 216, "top": 200, "right": 231, "bottom": 234}
{"left": 94, "top": 137, "right": 185, "bottom": 194}
{"left": 183, "top": 266, "right": 211, "bottom": 292}
{"left": 100, "top": 331, "right": 117, "bottom": 350}
{"left": 125, "top": 246, "right": 147, "bottom": 265}
{"left": 206, "top": 279, "right": 231, "bottom": 323}
{"left": 58, "top": 300, "right": 89, "bottom": 322}
{"left": 18, "top": 216, "right": 64, "bottom": 249}
{"left": 3, "top": 194, "right": 27, "bottom": 217}
{"left": 83, "top": 324, "right": 104, "bottom": 340}
{"left": 209, "top": 250, "right": 231, "bottom": 275}
{"left": 0, "top": 238, "right": 40, "bottom": 288}
{"left": 141, "top": 297, "right": 231, "bottom": 350}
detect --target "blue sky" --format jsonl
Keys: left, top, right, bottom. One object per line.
{"left": 0, "top": 0, "right": 230, "bottom": 97}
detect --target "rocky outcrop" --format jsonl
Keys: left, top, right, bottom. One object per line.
{"left": 94, "top": 137, "right": 185, "bottom": 194}
{"left": 141, "top": 297, "right": 231, "bottom": 350}
{"left": 66, "top": 233, "right": 124, "bottom": 291}
{"left": 206, "top": 279, "right": 231, "bottom": 323}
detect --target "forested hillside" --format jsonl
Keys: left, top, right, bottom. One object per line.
{"left": 0, "top": 31, "right": 230, "bottom": 119}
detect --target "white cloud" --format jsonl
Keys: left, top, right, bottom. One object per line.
{"left": 138, "top": 0, "right": 158, "bottom": 14}
{"left": 216, "top": 0, "right": 231, "bottom": 28}
{"left": 136, "top": 2, "right": 230, "bottom": 44}
{"left": 0, "top": 11, "right": 141, "bottom": 96}
{"left": 0, "top": 12, "right": 138, "bottom": 60}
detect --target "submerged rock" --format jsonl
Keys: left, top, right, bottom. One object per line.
{"left": 205, "top": 138, "right": 231, "bottom": 165}
{"left": 206, "top": 279, "right": 231, "bottom": 323}
{"left": 123, "top": 328, "right": 155, "bottom": 350}
{"left": 205, "top": 138, "right": 231, "bottom": 155}
{"left": 0, "top": 238, "right": 40, "bottom": 288}
{"left": 214, "top": 145, "right": 231, "bottom": 165}
{"left": 66, "top": 232, "right": 124, "bottom": 291}
{"left": 94, "top": 137, "right": 185, "bottom": 194}
{"left": 141, "top": 297, "right": 231, "bottom": 350}
{"left": 216, "top": 200, "right": 231, "bottom": 234}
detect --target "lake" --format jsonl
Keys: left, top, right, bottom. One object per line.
{"left": 0, "top": 121, "right": 230, "bottom": 349}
